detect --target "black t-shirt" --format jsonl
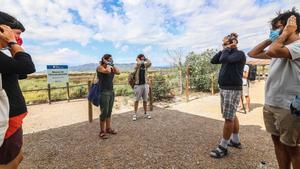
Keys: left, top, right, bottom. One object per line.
{"left": 139, "top": 64, "right": 146, "bottom": 85}
{"left": 0, "top": 51, "right": 36, "bottom": 117}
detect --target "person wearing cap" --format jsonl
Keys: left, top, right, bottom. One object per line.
{"left": 132, "top": 54, "right": 152, "bottom": 121}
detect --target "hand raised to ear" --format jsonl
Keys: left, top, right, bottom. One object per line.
{"left": 0, "top": 25, "right": 16, "bottom": 43}
{"left": 283, "top": 15, "right": 297, "bottom": 36}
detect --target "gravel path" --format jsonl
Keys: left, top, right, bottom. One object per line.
{"left": 20, "top": 81, "right": 278, "bottom": 168}
{"left": 21, "top": 108, "right": 277, "bottom": 169}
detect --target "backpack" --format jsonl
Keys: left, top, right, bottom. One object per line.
{"left": 247, "top": 64, "right": 257, "bottom": 81}
{"left": 128, "top": 68, "right": 138, "bottom": 89}
{"left": 0, "top": 73, "right": 9, "bottom": 147}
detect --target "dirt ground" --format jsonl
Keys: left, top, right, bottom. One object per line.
{"left": 21, "top": 81, "right": 278, "bottom": 169}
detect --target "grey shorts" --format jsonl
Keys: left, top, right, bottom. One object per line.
{"left": 242, "top": 85, "right": 249, "bottom": 96}
{"left": 220, "top": 89, "right": 242, "bottom": 120}
{"left": 134, "top": 84, "right": 149, "bottom": 101}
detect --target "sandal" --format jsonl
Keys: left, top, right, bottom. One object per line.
{"left": 99, "top": 131, "right": 108, "bottom": 139}
{"left": 106, "top": 128, "right": 117, "bottom": 135}
{"left": 210, "top": 145, "right": 228, "bottom": 158}
{"left": 228, "top": 140, "right": 243, "bottom": 149}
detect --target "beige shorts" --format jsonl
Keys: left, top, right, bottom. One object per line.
{"left": 242, "top": 85, "right": 249, "bottom": 96}
{"left": 134, "top": 84, "right": 149, "bottom": 101}
{"left": 263, "top": 105, "right": 300, "bottom": 147}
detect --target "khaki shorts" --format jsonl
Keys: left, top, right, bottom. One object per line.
{"left": 263, "top": 105, "right": 300, "bottom": 147}
{"left": 134, "top": 84, "right": 149, "bottom": 101}
{"left": 242, "top": 85, "right": 249, "bottom": 96}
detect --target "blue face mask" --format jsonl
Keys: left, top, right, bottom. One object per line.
{"left": 269, "top": 29, "right": 281, "bottom": 42}
{"left": 107, "top": 60, "right": 114, "bottom": 66}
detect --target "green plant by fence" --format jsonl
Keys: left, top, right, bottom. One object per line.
{"left": 21, "top": 70, "right": 219, "bottom": 105}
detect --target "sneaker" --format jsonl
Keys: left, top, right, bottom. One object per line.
{"left": 132, "top": 114, "right": 137, "bottom": 121}
{"left": 144, "top": 112, "right": 151, "bottom": 119}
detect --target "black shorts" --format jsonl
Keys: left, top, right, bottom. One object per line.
{"left": 0, "top": 127, "right": 23, "bottom": 164}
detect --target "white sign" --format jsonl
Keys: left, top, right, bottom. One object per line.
{"left": 47, "top": 65, "right": 69, "bottom": 83}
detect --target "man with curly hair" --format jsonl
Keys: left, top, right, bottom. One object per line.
{"left": 248, "top": 8, "right": 300, "bottom": 169}
{"left": 210, "top": 33, "right": 246, "bottom": 158}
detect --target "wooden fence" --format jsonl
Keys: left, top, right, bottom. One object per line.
{"left": 21, "top": 69, "right": 220, "bottom": 123}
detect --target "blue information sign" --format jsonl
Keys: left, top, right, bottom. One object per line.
{"left": 47, "top": 65, "right": 69, "bottom": 83}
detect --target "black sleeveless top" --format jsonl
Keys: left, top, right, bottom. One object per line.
{"left": 97, "top": 69, "right": 114, "bottom": 91}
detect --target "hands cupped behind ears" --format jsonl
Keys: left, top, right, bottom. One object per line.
{"left": 0, "top": 25, "right": 16, "bottom": 44}
{"left": 283, "top": 15, "right": 297, "bottom": 36}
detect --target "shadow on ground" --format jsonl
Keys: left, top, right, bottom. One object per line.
{"left": 21, "top": 107, "right": 277, "bottom": 169}
{"left": 250, "top": 103, "right": 264, "bottom": 110}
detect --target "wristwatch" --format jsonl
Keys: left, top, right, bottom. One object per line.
{"left": 7, "top": 41, "right": 18, "bottom": 49}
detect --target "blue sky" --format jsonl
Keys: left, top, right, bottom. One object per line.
{"left": 0, "top": 0, "right": 299, "bottom": 71}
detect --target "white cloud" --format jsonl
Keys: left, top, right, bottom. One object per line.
{"left": 114, "top": 42, "right": 129, "bottom": 52}
{"left": 142, "top": 46, "right": 152, "bottom": 55}
{"left": 33, "top": 48, "right": 97, "bottom": 70}
{"left": 1, "top": 0, "right": 300, "bottom": 67}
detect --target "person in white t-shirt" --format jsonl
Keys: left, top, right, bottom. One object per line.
{"left": 248, "top": 8, "right": 300, "bottom": 169}
{"left": 240, "top": 64, "right": 250, "bottom": 112}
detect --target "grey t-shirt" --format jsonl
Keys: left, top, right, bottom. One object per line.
{"left": 265, "top": 40, "right": 300, "bottom": 109}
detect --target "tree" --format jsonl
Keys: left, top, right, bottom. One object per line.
{"left": 166, "top": 48, "right": 185, "bottom": 95}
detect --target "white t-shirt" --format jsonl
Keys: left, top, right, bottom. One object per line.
{"left": 265, "top": 40, "right": 300, "bottom": 109}
{"left": 242, "top": 65, "right": 249, "bottom": 85}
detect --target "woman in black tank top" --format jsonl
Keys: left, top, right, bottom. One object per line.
{"left": 97, "top": 54, "right": 120, "bottom": 139}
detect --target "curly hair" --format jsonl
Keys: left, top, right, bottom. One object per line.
{"left": 226, "top": 32, "right": 238, "bottom": 44}
{"left": 271, "top": 7, "right": 300, "bottom": 33}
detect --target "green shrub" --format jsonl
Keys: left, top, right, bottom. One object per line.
{"left": 185, "top": 49, "right": 220, "bottom": 92}
{"left": 152, "top": 73, "right": 173, "bottom": 101}
{"left": 114, "top": 85, "right": 133, "bottom": 96}
{"left": 70, "top": 86, "right": 88, "bottom": 98}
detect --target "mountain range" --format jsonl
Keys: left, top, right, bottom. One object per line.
{"left": 68, "top": 63, "right": 171, "bottom": 72}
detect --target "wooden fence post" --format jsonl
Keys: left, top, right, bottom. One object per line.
{"left": 211, "top": 74, "right": 215, "bottom": 95}
{"left": 47, "top": 84, "right": 51, "bottom": 104}
{"left": 88, "top": 81, "right": 93, "bottom": 123}
{"left": 149, "top": 79, "right": 154, "bottom": 111}
{"left": 258, "top": 65, "right": 261, "bottom": 82}
{"left": 262, "top": 65, "right": 266, "bottom": 81}
{"left": 66, "top": 82, "right": 70, "bottom": 102}
{"left": 185, "top": 65, "right": 190, "bottom": 102}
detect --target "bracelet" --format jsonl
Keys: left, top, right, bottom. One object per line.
{"left": 7, "top": 41, "right": 18, "bottom": 49}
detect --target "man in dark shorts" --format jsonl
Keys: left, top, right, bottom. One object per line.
{"left": 210, "top": 33, "right": 246, "bottom": 158}
{"left": 0, "top": 11, "right": 35, "bottom": 168}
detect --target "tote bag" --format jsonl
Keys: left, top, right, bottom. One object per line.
{"left": 0, "top": 73, "right": 9, "bottom": 147}
{"left": 87, "top": 72, "right": 101, "bottom": 107}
